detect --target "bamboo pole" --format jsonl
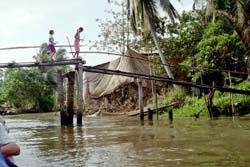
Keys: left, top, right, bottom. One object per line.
{"left": 150, "top": 67, "right": 158, "bottom": 120}
{"left": 0, "top": 45, "right": 86, "bottom": 50}
{"left": 66, "top": 36, "right": 74, "bottom": 58}
{"left": 82, "top": 66, "right": 250, "bottom": 95}
{"left": 228, "top": 72, "right": 234, "bottom": 115}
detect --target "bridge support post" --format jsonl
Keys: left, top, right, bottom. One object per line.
{"left": 150, "top": 69, "right": 158, "bottom": 120}
{"left": 137, "top": 78, "right": 144, "bottom": 121}
{"left": 57, "top": 70, "right": 67, "bottom": 125}
{"left": 168, "top": 109, "right": 173, "bottom": 124}
{"left": 77, "top": 63, "right": 83, "bottom": 124}
{"left": 148, "top": 108, "right": 153, "bottom": 121}
{"left": 66, "top": 71, "right": 75, "bottom": 125}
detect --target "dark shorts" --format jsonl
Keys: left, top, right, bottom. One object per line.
{"left": 48, "top": 44, "right": 56, "bottom": 53}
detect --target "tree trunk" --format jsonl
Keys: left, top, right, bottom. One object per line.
{"left": 207, "top": 87, "right": 220, "bottom": 118}
{"left": 207, "top": 88, "right": 215, "bottom": 118}
{"left": 148, "top": 20, "right": 175, "bottom": 80}
{"left": 218, "top": 11, "right": 250, "bottom": 75}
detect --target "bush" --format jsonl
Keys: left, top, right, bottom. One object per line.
{"left": 173, "top": 96, "right": 207, "bottom": 117}
{"left": 38, "top": 96, "right": 54, "bottom": 112}
{"left": 163, "top": 87, "right": 186, "bottom": 105}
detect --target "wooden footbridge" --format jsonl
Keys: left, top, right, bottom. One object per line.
{"left": 1, "top": 56, "right": 250, "bottom": 125}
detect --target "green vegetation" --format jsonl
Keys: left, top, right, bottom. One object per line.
{"left": 0, "top": 43, "right": 71, "bottom": 112}
{"left": 149, "top": 0, "right": 250, "bottom": 117}
{"left": 0, "top": 68, "right": 55, "bottom": 111}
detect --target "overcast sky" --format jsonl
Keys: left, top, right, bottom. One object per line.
{"left": 0, "top": 0, "right": 193, "bottom": 65}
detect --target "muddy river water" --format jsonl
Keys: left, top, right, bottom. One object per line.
{"left": 4, "top": 113, "right": 250, "bottom": 167}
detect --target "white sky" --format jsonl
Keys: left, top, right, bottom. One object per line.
{"left": 0, "top": 0, "right": 193, "bottom": 66}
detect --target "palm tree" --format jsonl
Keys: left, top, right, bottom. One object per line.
{"left": 205, "top": 0, "right": 250, "bottom": 72}
{"left": 108, "top": 0, "right": 179, "bottom": 79}
{"left": 127, "top": 0, "right": 180, "bottom": 79}
{"left": 33, "top": 43, "right": 70, "bottom": 83}
{"left": 33, "top": 43, "right": 67, "bottom": 62}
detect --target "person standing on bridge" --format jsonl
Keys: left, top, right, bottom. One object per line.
{"left": 73, "top": 27, "right": 84, "bottom": 59}
{"left": 48, "top": 30, "right": 57, "bottom": 62}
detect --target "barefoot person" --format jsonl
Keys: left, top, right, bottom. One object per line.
{"left": 48, "top": 30, "right": 56, "bottom": 62}
{"left": 73, "top": 27, "right": 84, "bottom": 59}
{"left": 0, "top": 116, "right": 20, "bottom": 167}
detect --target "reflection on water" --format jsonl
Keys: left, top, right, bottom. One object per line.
{"left": 4, "top": 113, "right": 250, "bottom": 167}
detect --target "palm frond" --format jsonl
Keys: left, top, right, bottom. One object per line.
{"left": 55, "top": 49, "right": 67, "bottom": 61}
{"left": 159, "top": 0, "right": 180, "bottom": 23}
{"left": 129, "top": 0, "right": 138, "bottom": 33}
{"left": 237, "top": 0, "right": 250, "bottom": 20}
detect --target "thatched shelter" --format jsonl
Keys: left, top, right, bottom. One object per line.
{"left": 83, "top": 48, "right": 152, "bottom": 114}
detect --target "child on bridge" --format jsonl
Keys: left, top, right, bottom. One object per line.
{"left": 48, "top": 30, "right": 57, "bottom": 62}
{"left": 73, "top": 27, "right": 84, "bottom": 59}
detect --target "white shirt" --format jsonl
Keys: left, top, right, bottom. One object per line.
{"left": 0, "top": 124, "right": 13, "bottom": 145}
{"left": 48, "top": 35, "right": 55, "bottom": 45}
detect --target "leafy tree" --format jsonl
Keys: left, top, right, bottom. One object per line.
{"left": 1, "top": 68, "right": 55, "bottom": 111}
{"left": 186, "top": 19, "right": 245, "bottom": 87}
{"left": 158, "top": 10, "right": 207, "bottom": 79}
{"left": 0, "top": 43, "right": 72, "bottom": 112}
{"left": 205, "top": 0, "right": 250, "bottom": 71}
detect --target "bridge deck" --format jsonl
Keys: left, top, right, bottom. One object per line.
{"left": 0, "top": 59, "right": 85, "bottom": 68}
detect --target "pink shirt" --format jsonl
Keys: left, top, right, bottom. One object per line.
{"left": 74, "top": 32, "right": 80, "bottom": 52}
{"left": 74, "top": 32, "right": 80, "bottom": 43}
